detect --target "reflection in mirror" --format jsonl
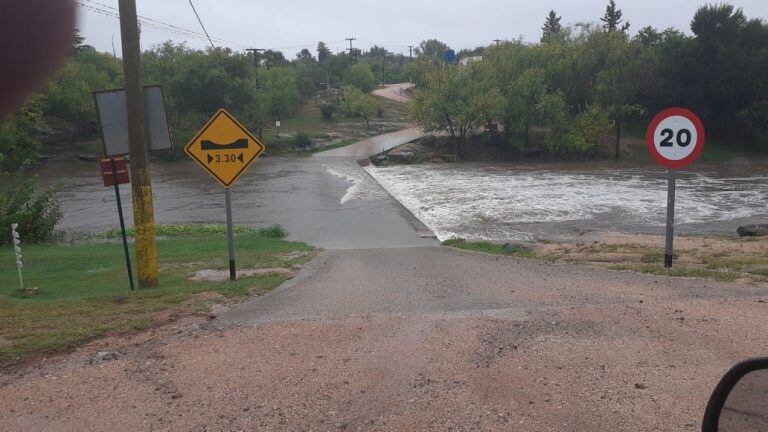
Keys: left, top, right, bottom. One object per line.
{"left": 720, "top": 369, "right": 768, "bottom": 432}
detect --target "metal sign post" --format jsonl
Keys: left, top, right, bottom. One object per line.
{"left": 185, "top": 109, "right": 266, "bottom": 282}
{"left": 646, "top": 108, "right": 706, "bottom": 269}
{"left": 664, "top": 169, "right": 677, "bottom": 268}
{"left": 100, "top": 156, "right": 134, "bottom": 290}
{"left": 224, "top": 189, "right": 236, "bottom": 281}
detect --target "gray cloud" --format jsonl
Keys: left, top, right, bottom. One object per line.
{"left": 78, "top": 0, "right": 768, "bottom": 56}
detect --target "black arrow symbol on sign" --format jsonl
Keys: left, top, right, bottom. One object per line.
{"left": 238, "top": 153, "right": 244, "bottom": 163}
{"left": 207, "top": 154, "right": 213, "bottom": 164}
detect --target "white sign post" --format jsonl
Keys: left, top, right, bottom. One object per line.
{"left": 11, "top": 223, "right": 23, "bottom": 290}
{"left": 646, "top": 108, "right": 706, "bottom": 268}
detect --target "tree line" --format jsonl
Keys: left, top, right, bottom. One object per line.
{"left": 410, "top": 2, "right": 768, "bottom": 158}
{"left": 0, "top": 36, "right": 411, "bottom": 171}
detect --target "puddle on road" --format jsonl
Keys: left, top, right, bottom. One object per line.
{"left": 366, "top": 160, "right": 768, "bottom": 241}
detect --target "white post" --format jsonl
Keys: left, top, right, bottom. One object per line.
{"left": 11, "top": 223, "right": 23, "bottom": 290}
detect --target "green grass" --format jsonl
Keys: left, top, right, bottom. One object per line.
{"left": 101, "top": 223, "right": 286, "bottom": 239}
{"left": 609, "top": 264, "right": 740, "bottom": 282}
{"left": 302, "top": 138, "right": 358, "bottom": 155}
{"left": 0, "top": 227, "right": 313, "bottom": 364}
{"left": 442, "top": 239, "right": 534, "bottom": 257}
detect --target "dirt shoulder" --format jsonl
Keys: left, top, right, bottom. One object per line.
{"left": 2, "top": 246, "right": 768, "bottom": 431}
{"left": 532, "top": 231, "right": 768, "bottom": 286}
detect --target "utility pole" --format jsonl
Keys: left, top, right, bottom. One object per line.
{"left": 408, "top": 45, "right": 414, "bottom": 59}
{"left": 346, "top": 37, "right": 357, "bottom": 62}
{"left": 118, "top": 0, "right": 159, "bottom": 288}
{"left": 493, "top": 39, "right": 503, "bottom": 45}
{"left": 246, "top": 48, "right": 265, "bottom": 64}
{"left": 246, "top": 48, "right": 265, "bottom": 88}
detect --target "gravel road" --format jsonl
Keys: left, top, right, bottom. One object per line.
{"left": 3, "top": 246, "right": 767, "bottom": 431}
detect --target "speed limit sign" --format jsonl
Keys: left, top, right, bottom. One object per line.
{"left": 646, "top": 107, "right": 706, "bottom": 269}
{"left": 646, "top": 108, "right": 706, "bottom": 169}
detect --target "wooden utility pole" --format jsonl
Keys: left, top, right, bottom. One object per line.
{"left": 118, "top": 0, "right": 159, "bottom": 288}
{"left": 408, "top": 45, "right": 414, "bottom": 59}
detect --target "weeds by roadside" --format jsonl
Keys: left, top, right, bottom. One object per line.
{"left": 0, "top": 225, "right": 313, "bottom": 366}
{"left": 443, "top": 239, "right": 534, "bottom": 257}
{"left": 100, "top": 223, "right": 287, "bottom": 240}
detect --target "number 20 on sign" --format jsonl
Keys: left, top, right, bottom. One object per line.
{"left": 646, "top": 108, "right": 706, "bottom": 268}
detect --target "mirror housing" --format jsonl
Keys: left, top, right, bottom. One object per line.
{"left": 703, "top": 358, "right": 768, "bottom": 432}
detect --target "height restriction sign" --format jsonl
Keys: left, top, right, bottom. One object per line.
{"left": 185, "top": 109, "right": 266, "bottom": 188}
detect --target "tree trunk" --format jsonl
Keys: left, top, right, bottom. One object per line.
{"left": 614, "top": 120, "right": 622, "bottom": 159}
{"left": 524, "top": 122, "right": 531, "bottom": 148}
{"left": 445, "top": 114, "right": 456, "bottom": 138}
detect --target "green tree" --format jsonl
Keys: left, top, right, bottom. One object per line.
{"left": 343, "top": 86, "right": 379, "bottom": 128}
{"left": 0, "top": 98, "right": 44, "bottom": 173}
{"left": 346, "top": 61, "right": 377, "bottom": 93}
{"left": 317, "top": 42, "right": 331, "bottom": 63}
{"left": 416, "top": 39, "right": 450, "bottom": 59}
{"left": 542, "top": 10, "right": 564, "bottom": 43}
{"left": 260, "top": 67, "right": 302, "bottom": 120}
{"left": 411, "top": 64, "right": 502, "bottom": 148}
{"left": 43, "top": 49, "right": 122, "bottom": 128}
{"left": 296, "top": 48, "right": 315, "bottom": 64}
{"left": 595, "top": 34, "right": 647, "bottom": 158}
{"left": 601, "top": 0, "right": 630, "bottom": 34}
{"left": 634, "top": 26, "right": 662, "bottom": 47}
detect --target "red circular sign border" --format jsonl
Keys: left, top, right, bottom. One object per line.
{"left": 645, "top": 108, "right": 706, "bottom": 169}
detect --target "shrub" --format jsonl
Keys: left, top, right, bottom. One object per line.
{"left": 320, "top": 103, "right": 337, "bottom": 120}
{"left": 0, "top": 100, "right": 43, "bottom": 173}
{"left": 255, "top": 224, "right": 287, "bottom": 239}
{"left": 294, "top": 132, "right": 312, "bottom": 149}
{"left": 0, "top": 174, "right": 62, "bottom": 244}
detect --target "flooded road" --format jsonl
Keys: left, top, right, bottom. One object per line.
{"left": 39, "top": 157, "right": 433, "bottom": 249}
{"left": 39, "top": 156, "right": 768, "bottom": 245}
{"left": 366, "top": 159, "right": 768, "bottom": 242}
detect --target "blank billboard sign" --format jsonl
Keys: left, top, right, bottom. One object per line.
{"left": 94, "top": 85, "right": 173, "bottom": 156}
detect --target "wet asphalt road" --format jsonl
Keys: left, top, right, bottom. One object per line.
{"left": 41, "top": 156, "right": 434, "bottom": 249}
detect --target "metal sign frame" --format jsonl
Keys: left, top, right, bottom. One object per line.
{"left": 93, "top": 85, "right": 174, "bottom": 156}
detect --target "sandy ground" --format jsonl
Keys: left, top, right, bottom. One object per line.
{"left": 2, "top": 246, "right": 768, "bottom": 431}
{"left": 535, "top": 232, "right": 768, "bottom": 285}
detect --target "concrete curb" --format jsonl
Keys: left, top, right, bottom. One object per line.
{"left": 356, "top": 158, "right": 437, "bottom": 241}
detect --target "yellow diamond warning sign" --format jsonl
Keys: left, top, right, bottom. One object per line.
{"left": 184, "top": 109, "right": 266, "bottom": 188}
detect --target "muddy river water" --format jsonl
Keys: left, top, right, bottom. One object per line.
{"left": 365, "top": 158, "right": 768, "bottom": 242}
{"left": 39, "top": 156, "right": 768, "bottom": 245}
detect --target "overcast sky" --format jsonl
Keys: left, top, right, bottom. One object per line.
{"left": 78, "top": 0, "right": 768, "bottom": 57}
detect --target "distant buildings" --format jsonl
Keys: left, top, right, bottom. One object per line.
{"left": 459, "top": 56, "right": 483, "bottom": 66}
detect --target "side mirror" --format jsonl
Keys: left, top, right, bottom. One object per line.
{"left": 703, "top": 358, "right": 768, "bottom": 431}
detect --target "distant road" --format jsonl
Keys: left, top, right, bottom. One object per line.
{"left": 314, "top": 82, "right": 424, "bottom": 158}
{"left": 313, "top": 126, "right": 425, "bottom": 158}
{"left": 373, "top": 82, "right": 414, "bottom": 103}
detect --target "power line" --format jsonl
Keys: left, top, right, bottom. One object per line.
{"left": 187, "top": 0, "right": 214, "bottom": 48}
{"left": 76, "top": 1, "right": 214, "bottom": 45}
{"left": 75, "top": 2, "right": 413, "bottom": 57}
{"left": 76, "top": 0, "right": 248, "bottom": 49}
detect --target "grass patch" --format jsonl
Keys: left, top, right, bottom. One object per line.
{"left": 610, "top": 264, "right": 740, "bottom": 282}
{"left": 640, "top": 250, "right": 679, "bottom": 263}
{"left": 101, "top": 223, "right": 286, "bottom": 240}
{"left": 304, "top": 138, "right": 358, "bottom": 154}
{"left": 443, "top": 239, "right": 533, "bottom": 257}
{"left": 0, "top": 227, "right": 313, "bottom": 365}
